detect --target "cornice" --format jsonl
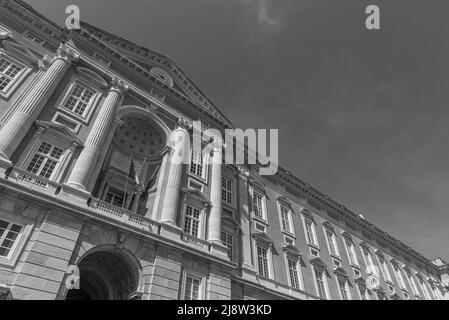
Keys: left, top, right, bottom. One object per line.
{"left": 273, "top": 166, "right": 438, "bottom": 272}
{"left": 0, "top": 0, "right": 62, "bottom": 48}
{"left": 75, "top": 23, "right": 233, "bottom": 129}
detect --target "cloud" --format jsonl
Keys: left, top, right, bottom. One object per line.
{"left": 235, "top": 0, "right": 292, "bottom": 32}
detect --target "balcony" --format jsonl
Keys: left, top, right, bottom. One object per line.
{"left": 88, "top": 197, "right": 160, "bottom": 234}
{"left": 7, "top": 167, "right": 61, "bottom": 195}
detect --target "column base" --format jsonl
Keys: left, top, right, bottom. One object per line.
{"left": 208, "top": 241, "right": 229, "bottom": 259}
{"left": 60, "top": 183, "right": 92, "bottom": 205}
{"left": 0, "top": 153, "right": 12, "bottom": 170}
{"left": 159, "top": 221, "right": 183, "bottom": 241}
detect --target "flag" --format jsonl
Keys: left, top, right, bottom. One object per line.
{"left": 128, "top": 153, "right": 140, "bottom": 187}
{"left": 140, "top": 164, "right": 161, "bottom": 199}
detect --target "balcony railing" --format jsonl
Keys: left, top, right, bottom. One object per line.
{"left": 8, "top": 167, "right": 61, "bottom": 194}
{"left": 89, "top": 197, "right": 160, "bottom": 233}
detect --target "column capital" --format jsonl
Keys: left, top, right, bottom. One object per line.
{"left": 110, "top": 77, "right": 129, "bottom": 95}
{"left": 177, "top": 118, "right": 192, "bottom": 131}
{"left": 53, "top": 43, "right": 80, "bottom": 64}
{"left": 0, "top": 30, "right": 12, "bottom": 40}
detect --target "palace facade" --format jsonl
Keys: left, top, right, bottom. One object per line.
{"left": 0, "top": 0, "right": 447, "bottom": 300}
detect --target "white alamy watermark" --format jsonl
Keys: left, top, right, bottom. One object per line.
{"left": 171, "top": 121, "right": 279, "bottom": 176}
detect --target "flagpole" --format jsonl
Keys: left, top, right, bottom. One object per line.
{"left": 122, "top": 153, "right": 131, "bottom": 211}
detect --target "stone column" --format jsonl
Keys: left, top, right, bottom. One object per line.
{"left": 66, "top": 77, "right": 128, "bottom": 192}
{"left": 207, "top": 143, "right": 223, "bottom": 243}
{"left": 160, "top": 119, "right": 191, "bottom": 226}
{"left": 0, "top": 44, "right": 79, "bottom": 166}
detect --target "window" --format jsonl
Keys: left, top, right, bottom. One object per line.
{"left": 26, "top": 141, "right": 64, "bottom": 180}
{"left": 284, "top": 236, "right": 294, "bottom": 245}
{"left": 314, "top": 268, "right": 328, "bottom": 299}
{"left": 388, "top": 284, "right": 395, "bottom": 293}
{"left": 376, "top": 291, "right": 386, "bottom": 300}
{"left": 287, "top": 258, "right": 300, "bottom": 290}
{"left": 222, "top": 176, "right": 233, "bottom": 205}
{"left": 0, "top": 56, "right": 23, "bottom": 93}
{"left": 324, "top": 228, "right": 339, "bottom": 257}
{"left": 358, "top": 286, "right": 370, "bottom": 300}
{"left": 62, "top": 82, "right": 96, "bottom": 117}
{"left": 344, "top": 238, "right": 359, "bottom": 266}
{"left": 303, "top": 218, "right": 318, "bottom": 246}
{"left": 255, "top": 223, "right": 266, "bottom": 233}
{"left": 190, "top": 150, "right": 204, "bottom": 178}
{"left": 253, "top": 191, "right": 266, "bottom": 220}
{"left": 338, "top": 279, "right": 351, "bottom": 300}
{"left": 0, "top": 220, "right": 22, "bottom": 258}
{"left": 104, "top": 190, "right": 124, "bottom": 207}
{"left": 378, "top": 256, "right": 392, "bottom": 283}
{"left": 279, "top": 205, "right": 293, "bottom": 234}
{"left": 403, "top": 290, "right": 409, "bottom": 300}
{"left": 257, "top": 245, "right": 270, "bottom": 278}
{"left": 361, "top": 248, "right": 374, "bottom": 268}
{"left": 419, "top": 280, "right": 431, "bottom": 300}
{"left": 221, "top": 231, "right": 233, "bottom": 260}
{"left": 184, "top": 275, "right": 201, "bottom": 300}
{"left": 52, "top": 113, "right": 80, "bottom": 132}
{"left": 183, "top": 205, "right": 201, "bottom": 238}
{"left": 406, "top": 271, "right": 419, "bottom": 296}
{"left": 393, "top": 265, "right": 407, "bottom": 289}
{"left": 188, "top": 179, "right": 203, "bottom": 192}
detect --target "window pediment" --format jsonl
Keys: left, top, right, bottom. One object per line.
{"left": 252, "top": 232, "right": 276, "bottom": 249}
{"left": 282, "top": 244, "right": 301, "bottom": 257}
{"left": 35, "top": 120, "right": 83, "bottom": 146}
{"left": 322, "top": 221, "right": 335, "bottom": 231}
{"left": 309, "top": 257, "right": 327, "bottom": 269}
{"left": 76, "top": 67, "right": 108, "bottom": 88}
{"left": 2, "top": 40, "right": 40, "bottom": 67}
{"left": 333, "top": 266, "right": 349, "bottom": 278}
{"left": 181, "top": 187, "right": 211, "bottom": 208}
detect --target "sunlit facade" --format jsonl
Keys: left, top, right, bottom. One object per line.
{"left": 0, "top": 0, "right": 447, "bottom": 300}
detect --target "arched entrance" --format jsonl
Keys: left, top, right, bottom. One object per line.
{"left": 65, "top": 249, "right": 140, "bottom": 300}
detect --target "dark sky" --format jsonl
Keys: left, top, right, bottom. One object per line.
{"left": 25, "top": 0, "right": 449, "bottom": 260}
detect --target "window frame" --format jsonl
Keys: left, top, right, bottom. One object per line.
{"left": 181, "top": 269, "right": 205, "bottom": 300}
{"left": 285, "top": 255, "right": 303, "bottom": 291}
{"left": 301, "top": 214, "right": 319, "bottom": 248}
{"left": 392, "top": 264, "right": 407, "bottom": 290}
{"left": 19, "top": 135, "right": 70, "bottom": 183}
{"left": 323, "top": 226, "right": 340, "bottom": 258}
{"left": 255, "top": 242, "right": 272, "bottom": 279}
{"left": 278, "top": 202, "right": 294, "bottom": 236}
{"left": 343, "top": 236, "right": 359, "bottom": 268}
{"left": 0, "top": 214, "right": 34, "bottom": 268}
{"left": 376, "top": 254, "right": 393, "bottom": 284}
{"left": 221, "top": 230, "right": 234, "bottom": 260}
{"left": 252, "top": 189, "right": 268, "bottom": 223}
{"left": 336, "top": 277, "right": 352, "bottom": 300}
{"left": 56, "top": 76, "right": 102, "bottom": 124}
{"left": 182, "top": 204, "right": 203, "bottom": 239}
{"left": 188, "top": 148, "right": 209, "bottom": 182}
{"left": 0, "top": 52, "right": 30, "bottom": 99}
{"left": 312, "top": 266, "right": 330, "bottom": 300}
{"left": 221, "top": 175, "right": 235, "bottom": 207}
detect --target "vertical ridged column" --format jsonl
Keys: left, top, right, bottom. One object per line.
{"left": 160, "top": 119, "right": 191, "bottom": 226}
{"left": 66, "top": 77, "right": 128, "bottom": 191}
{"left": 208, "top": 143, "right": 223, "bottom": 243}
{"left": 0, "top": 44, "right": 78, "bottom": 164}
